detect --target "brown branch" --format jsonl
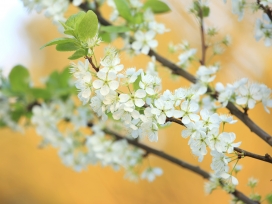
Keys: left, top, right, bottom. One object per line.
{"left": 234, "top": 147, "right": 272, "bottom": 164}
{"left": 104, "top": 129, "right": 210, "bottom": 178}
{"left": 227, "top": 102, "right": 272, "bottom": 146}
{"left": 257, "top": 0, "right": 272, "bottom": 21}
{"left": 148, "top": 49, "right": 197, "bottom": 83}
{"left": 85, "top": 56, "right": 99, "bottom": 72}
{"left": 103, "top": 129, "right": 257, "bottom": 204}
{"left": 166, "top": 117, "right": 185, "bottom": 126}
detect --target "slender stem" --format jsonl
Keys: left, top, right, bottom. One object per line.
{"left": 86, "top": 56, "right": 99, "bottom": 72}
{"left": 234, "top": 147, "right": 272, "bottom": 164}
{"left": 198, "top": 3, "right": 207, "bottom": 66}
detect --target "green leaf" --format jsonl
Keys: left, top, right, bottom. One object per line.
{"left": 133, "top": 74, "right": 142, "bottom": 91}
{"left": 113, "top": 0, "right": 132, "bottom": 21}
{"left": 10, "top": 103, "right": 26, "bottom": 122}
{"left": 131, "top": 13, "right": 143, "bottom": 24}
{"left": 45, "top": 67, "right": 76, "bottom": 100}
{"left": 99, "top": 32, "right": 112, "bottom": 43}
{"left": 40, "top": 37, "right": 76, "bottom": 49}
{"left": 77, "top": 10, "right": 98, "bottom": 42}
{"left": 59, "top": 67, "right": 72, "bottom": 87}
{"left": 68, "top": 49, "right": 87, "bottom": 60}
{"left": 29, "top": 88, "right": 51, "bottom": 100}
{"left": 65, "top": 11, "right": 86, "bottom": 30}
{"left": 267, "top": 194, "right": 272, "bottom": 204}
{"left": 56, "top": 42, "right": 80, "bottom": 51}
{"left": 202, "top": 6, "right": 210, "bottom": 17}
{"left": 144, "top": 0, "right": 171, "bottom": 14}
{"left": 9, "top": 65, "right": 30, "bottom": 92}
{"left": 59, "top": 21, "right": 70, "bottom": 30}
{"left": 63, "top": 12, "right": 86, "bottom": 38}
{"left": 64, "top": 29, "right": 76, "bottom": 36}
{"left": 100, "top": 25, "right": 130, "bottom": 33}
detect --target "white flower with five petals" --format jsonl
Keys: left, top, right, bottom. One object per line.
{"left": 132, "top": 30, "right": 158, "bottom": 54}
{"left": 93, "top": 71, "right": 119, "bottom": 96}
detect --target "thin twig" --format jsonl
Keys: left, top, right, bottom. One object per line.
{"left": 85, "top": 56, "right": 99, "bottom": 72}
{"left": 198, "top": 3, "right": 207, "bottom": 66}
{"left": 234, "top": 147, "right": 272, "bottom": 164}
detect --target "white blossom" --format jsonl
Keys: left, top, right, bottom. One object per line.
{"left": 231, "top": 0, "right": 246, "bottom": 21}
{"left": 177, "top": 48, "right": 197, "bottom": 68}
{"left": 132, "top": 30, "right": 158, "bottom": 54}
{"left": 236, "top": 83, "right": 262, "bottom": 109}
{"left": 141, "top": 167, "right": 163, "bottom": 182}
{"left": 221, "top": 172, "right": 239, "bottom": 185}
{"left": 119, "top": 89, "right": 146, "bottom": 108}
{"left": 188, "top": 131, "right": 209, "bottom": 162}
{"left": 211, "top": 150, "right": 230, "bottom": 177}
{"left": 93, "top": 71, "right": 119, "bottom": 96}
{"left": 151, "top": 99, "right": 174, "bottom": 125}
{"left": 176, "top": 101, "right": 200, "bottom": 124}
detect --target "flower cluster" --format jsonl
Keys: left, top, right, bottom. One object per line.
{"left": 176, "top": 41, "right": 197, "bottom": 69}
{"left": 21, "top": 0, "right": 84, "bottom": 23}
{"left": 106, "top": 0, "right": 169, "bottom": 55}
{"left": 31, "top": 98, "right": 161, "bottom": 181}
{"left": 222, "top": 0, "right": 246, "bottom": 21}
{"left": 216, "top": 78, "right": 272, "bottom": 113}
{"left": 69, "top": 41, "right": 245, "bottom": 184}
{"left": 182, "top": 108, "right": 241, "bottom": 184}
{"left": 132, "top": 8, "right": 169, "bottom": 54}
{"left": 255, "top": 14, "right": 272, "bottom": 47}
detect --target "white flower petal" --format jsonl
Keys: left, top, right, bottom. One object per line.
{"left": 100, "top": 85, "right": 110, "bottom": 96}
{"left": 93, "top": 80, "right": 103, "bottom": 89}
{"left": 109, "top": 80, "right": 119, "bottom": 90}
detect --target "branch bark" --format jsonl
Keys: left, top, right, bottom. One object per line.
{"left": 227, "top": 102, "right": 272, "bottom": 146}
{"left": 234, "top": 147, "right": 272, "bottom": 164}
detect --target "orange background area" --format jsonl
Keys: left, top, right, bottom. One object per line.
{"left": 0, "top": 1, "right": 272, "bottom": 203}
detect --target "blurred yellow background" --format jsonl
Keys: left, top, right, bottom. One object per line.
{"left": 0, "top": 0, "right": 272, "bottom": 203}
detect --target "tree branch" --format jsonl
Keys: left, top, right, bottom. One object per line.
{"left": 166, "top": 117, "right": 185, "bottom": 126}
{"left": 257, "top": 0, "right": 272, "bottom": 21}
{"left": 227, "top": 102, "right": 272, "bottom": 146}
{"left": 234, "top": 147, "right": 272, "bottom": 164}
{"left": 104, "top": 128, "right": 210, "bottom": 178}
{"left": 103, "top": 129, "right": 258, "bottom": 204}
